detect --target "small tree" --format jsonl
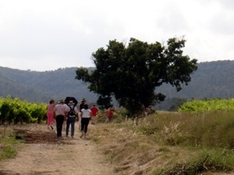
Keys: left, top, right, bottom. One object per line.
{"left": 76, "top": 37, "right": 197, "bottom": 116}
{"left": 0, "top": 102, "right": 10, "bottom": 124}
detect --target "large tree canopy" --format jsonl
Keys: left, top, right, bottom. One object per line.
{"left": 75, "top": 37, "right": 197, "bottom": 116}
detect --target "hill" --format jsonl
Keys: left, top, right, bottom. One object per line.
{"left": 158, "top": 60, "right": 234, "bottom": 99}
{"left": 0, "top": 67, "right": 96, "bottom": 103}
{"left": 1, "top": 60, "right": 234, "bottom": 108}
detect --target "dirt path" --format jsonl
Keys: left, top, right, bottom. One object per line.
{"left": 0, "top": 123, "right": 114, "bottom": 175}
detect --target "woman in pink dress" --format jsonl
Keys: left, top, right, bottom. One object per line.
{"left": 46, "top": 99, "right": 55, "bottom": 130}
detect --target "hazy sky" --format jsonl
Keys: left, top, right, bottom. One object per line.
{"left": 1, "top": 0, "right": 234, "bottom": 71}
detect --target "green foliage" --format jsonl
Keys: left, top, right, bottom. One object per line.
{"left": 76, "top": 37, "right": 197, "bottom": 116}
{"left": 157, "top": 149, "right": 234, "bottom": 174}
{"left": 178, "top": 98, "right": 234, "bottom": 113}
{"left": 96, "top": 95, "right": 112, "bottom": 110}
{"left": 0, "top": 102, "right": 11, "bottom": 123}
{"left": 0, "top": 128, "right": 20, "bottom": 161}
{"left": 197, "top": 149, "right": 234, "bottom": 170}
{"left": 0, "top": 97, "right": 47, "bottom": 124}
{"left": 28, "top": 103, "right": 47, "bottom": 123}
{"left": 0, "top": 145, "right": 17, "bottom": 161}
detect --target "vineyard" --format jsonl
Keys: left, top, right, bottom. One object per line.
{"left": 1, "top": 97, "right": 234, "bottom": 124}
{"left": 178, "top": 98, "right": 234, "bottom": 113}
{"left": 0, "top": 97, "right": 46, "bottom": 124}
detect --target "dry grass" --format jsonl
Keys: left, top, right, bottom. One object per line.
{"left": 90, "top": 123, "right": 195, "bottom": 175}
{"left": 90, "top": 111, "right": 234, "bottom": 175}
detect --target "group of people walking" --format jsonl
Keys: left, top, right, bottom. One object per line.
{"left": 46, "top": 98, "right": 99, "bottom": 139}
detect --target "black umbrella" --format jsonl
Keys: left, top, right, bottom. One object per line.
{"left": 64, "top": 97, "right": 78, "bottom": 106}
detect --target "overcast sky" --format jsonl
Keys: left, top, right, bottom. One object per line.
{"left": 1, "top": 0, "right": 234, "bottom": 71}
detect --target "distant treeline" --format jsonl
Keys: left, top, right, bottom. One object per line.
{"left": 1, "top": 60, "right": 234, "bottom": 110}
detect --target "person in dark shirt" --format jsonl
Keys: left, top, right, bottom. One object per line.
{"left": 79, "top": 98, "right": 86, "bottom": 112}
{"left": 78, "top": 98, "right": 86, "bottom": 130}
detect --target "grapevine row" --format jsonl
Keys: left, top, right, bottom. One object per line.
{"left": 0, "top": 97, "right": 47, "bottom": 124}
{"left": 178, "top": 98, "right": 234, "bottom": 113}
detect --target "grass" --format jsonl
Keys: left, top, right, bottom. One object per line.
{"left": 90, "top": 110, "right": 234, "bottom": 175}
{"left": 0, "top": 126, "right": 22, "bottom": 161}
{"left": 0, "top": 145, "right": 17, "bottom": 161}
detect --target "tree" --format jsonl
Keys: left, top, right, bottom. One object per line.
{"left": 75, "top": 37, "right": 197, "bottom": 116}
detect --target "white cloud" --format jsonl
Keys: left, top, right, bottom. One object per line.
{"left": 0, "top": 0, "right": 234, "bottom": 71}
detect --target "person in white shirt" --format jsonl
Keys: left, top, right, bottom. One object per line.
{"left": 54, "top": 99, "right": 67, "bottom": 139}
{"left": 80, "top": 104, "right": 91, "bottom": 139}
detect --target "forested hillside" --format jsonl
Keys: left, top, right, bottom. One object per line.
{"left": 158, "top": 60, "right": 234, "bottom": 99}
{"left": 0, "top": 60, "right": 234, "bottom": 109}
{"left": 0, "top": 67, "right": 95, "bottom": 103}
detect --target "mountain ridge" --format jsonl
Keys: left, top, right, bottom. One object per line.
{"left": 1, "top": 60, "right": 234, "bottom": 109}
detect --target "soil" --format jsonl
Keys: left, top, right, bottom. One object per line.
{"left": 0, "top": 123, "right": 114, "bottom": 175}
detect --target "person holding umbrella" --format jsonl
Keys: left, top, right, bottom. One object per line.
{"left": 64, "top": 97, "right": 78, "bottom": 131}
{"left": 66, "top": 100, "right": 79, "bottom": 138}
